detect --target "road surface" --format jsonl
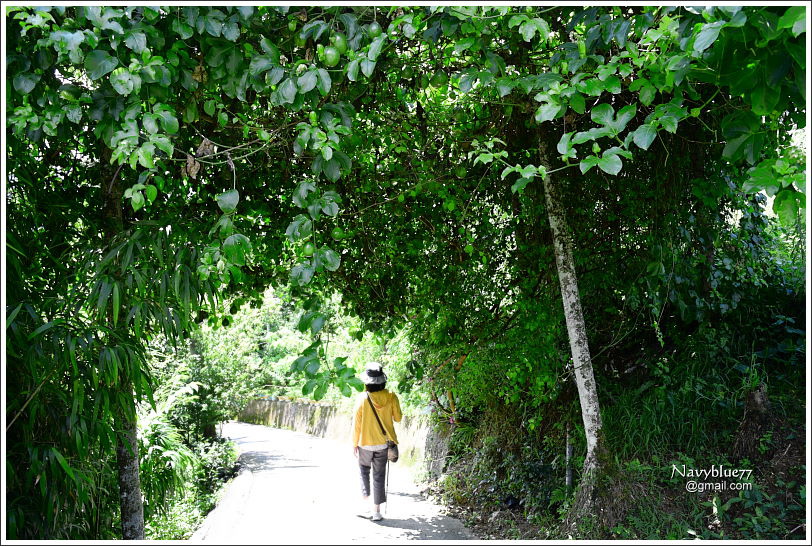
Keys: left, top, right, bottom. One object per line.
{"left": 191, "top": 421, "right": 474, "bottom": 543}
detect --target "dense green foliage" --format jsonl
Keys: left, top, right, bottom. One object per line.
{"left": 137, "top": 337, "right": 239, "bottom": 539}
{"left": 5, "top": 4, "right": 806, "bottom": 540}
{"left": 184, "top": 288, "right": 423, "bottom": 413}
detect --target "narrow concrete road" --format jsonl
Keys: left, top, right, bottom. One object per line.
{"left": 191, "top": 421, "right": 475, "bottom": 543}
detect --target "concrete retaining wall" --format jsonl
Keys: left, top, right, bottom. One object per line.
{"left": 238, "top": 398, "right": 451, "bottom": 480}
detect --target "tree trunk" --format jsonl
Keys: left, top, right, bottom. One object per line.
{"left": 538, "top": 145, "right": 605, "bottom": 514}
{"left": 101, "top": 150, "right": 145, "bottom": 539}
{"left": 115, "top": 397, "right": 145, "bottom": 540}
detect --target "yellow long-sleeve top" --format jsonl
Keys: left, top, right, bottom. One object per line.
{"left": 353, "top": 389, "right": 402, "bottom": 447}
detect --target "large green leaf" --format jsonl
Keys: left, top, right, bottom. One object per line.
{"left": 298, "top": 70, "right": 318, "bottom": 93}
{"left": 293, "top": 180, "right": 317, "bottom": 208}
{"left": 156, "top": 108, "right": 179, "bottom": 134}
{"left": 124, "top": 31, "right": 147, "bottom": 53}
{"left": 572, "top": 126, "right": 613, "bottom": 144}
{"left": 302, "top": 379, "right": 319, "bottom": 396}
{"left": 361, "top": 59, "right": 376, "bottom": 78}
{"left": 316, "top": 68, "right": 331, "bottom": 96}
{"left": 143, "top": 113, "right": 160, "bottom": 133}
{"left": 346, "top": 59, "right": 360, "bottom": 81}
{"left": 130, "top": 191, "right": 145, "bottom": 211}
{"left": 51, "top": 30, "right": 86, "bottom": 62}
{"left": 750, "top": 83, "right": 780, "bottom": 116}
{"left": 535, "top": 100, "right": 561, "bottom": 123}
{"left": 285, "top": 214, "right": 313, "bottom": 241}
{"left": 777, "top": 6, "right": 806, "bottom": 37}
{"left": 313, "top": 381, "right": 328, "bottom": 400}
{"left": 310, "top": 313, "right": 327, "bottom": 335}
{"left": 207, "top": 44, "right": 233, "bottom": 67}
{"left": 520, "top": 17, "right": 550, "bottom": 42}
{"left": 267, "top": 67, "right": 285, "bottom": 86}
{"left": 183, "top": 101, "right": 198, "bottom": 123}
{"left": 638, "top": 84, "right": 656, "bottom": 106}
{"left": 13, "top": 72, "right": 40, "bottom": 94}
{"left": 693, "top": 21, "right": 724, "bottom": 53}
{"left": 84, "top": 50, "right": 118, "bottom": 80}
{"left": 568, "top": 92, "right": 586, "bottom": 114}
{"left": 320, "top": 190, "right": 341, "bottom": 216}
{"left": 111, "top": 283, "right": 120, "bottom": 326}
{"left": 216, "top": 189, "right": 240, "bottom": 214}
{"left": 603, "top": 75, "right": 622, "bottom": 94}
{"left": 511, "top": 177, "right": 533, "bottom": 194}
{"left": 222, "top": 233, "right": 251, "bottom": 265}
{"left": 597, "top": 153, "right": 623, "bottom": 175}
{"left": 51, "top": 449, "right": 75, "bottom": 482}
{"left": 259, "top": 37, "right": 281, "bottom": 62}
{"left": 590, "top": 104, "right": 615, "bottom": 126}
{"left": 110, "top": 68, "right": 138, "bottom": 95}
{"left": 557, "top": 132, "right": 576, "bottom": 160}
{"left": 368, "top": 36, "right": 385, "bottom": 61}
{"left": 742, "top": 164, "right": 781, "bottom": 196}
{"left": 249, "top": 55, "right": 275, "bottom": 75}
{"left": 150, "top": 134, "right": 173, "bottom": 156}
{"left": 278, "top": 78, "right": 298, "bottom": 104}
{"left": 721, "top": 110, "right": 764, "bottom": 165}
{"left": 590, "top": 103, "right": 636, "bottom": 135}
{"left": 316, "top": 246, "right": 341, "bottom": 271}
{"left": 205, "top": 9, "right": 226, "bottom": 36}
{"left": 145, "top": 184, "right": 158, "bottom": 203}
{"left": 772, "top": 188, "right": 805, "bottom": 226}
{"left": 614, "top": 104, "right": 637, "bottom": 132}
{"left": 172, "top": 18, "right": 194, "bottom": 39}
{"left": 136, "top": 142, "right": 155, "bottom": 169}
{"left": 297, "top": 310, "right": 317, "bottom": 333}
{"left": 223, "top": 21, "right": 240, "bottom": 41}
{"left": 577, "top": 78, "right": 605, "bottom": 96}
{"left": 633, "top": 124, "right": 657, "bottom": 150}
{"left": 323, "top": 158, "right": 341, "bottom": 182}
{"left": 291, "top": 261, "right": 316, "bottom": 285}
{"left": 579, "top": 155, "right": 600, "bottom": 174}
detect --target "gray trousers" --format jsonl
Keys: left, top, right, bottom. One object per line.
{"left": 358, "top": 448, "right": 387, "bottom": 505}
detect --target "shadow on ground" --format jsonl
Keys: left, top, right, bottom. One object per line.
{"left": 192, "top": 421, "right": 475, "bottom": 542}
{"left": 373, "top": 515, "right": 473, "bottom": 539}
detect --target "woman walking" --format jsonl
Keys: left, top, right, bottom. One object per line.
{"left": 353, "top": 362, "right": 402, "bottom": 521}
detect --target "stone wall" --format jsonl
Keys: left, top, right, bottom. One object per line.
{"left": 239, "top": 398, "right": 349, "bottom": 440}
{"left": 238, "top": 398, "right": 450, "bottom": 481}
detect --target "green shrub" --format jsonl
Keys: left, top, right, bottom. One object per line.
{"left": 143, "top": 437, "right": 238, "bottom": 540}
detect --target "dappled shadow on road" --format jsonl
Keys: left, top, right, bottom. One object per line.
{"left": 229, "top": 438, "right": 270, "bottom": 445}
{"left": 373, "top": 515, "right": 472, "bottom": 539}
{"left": 387, "top": 491, "right": 425, "bottom": 501}
{"left": 238, "top": 450, "right": 316, "bottom": 473}
{"left": 194, "top": 423, "right": 475, "bottom": 542}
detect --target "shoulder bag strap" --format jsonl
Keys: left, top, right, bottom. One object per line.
{"left": 366, "top": 394, "right": 389, "bottom": 438}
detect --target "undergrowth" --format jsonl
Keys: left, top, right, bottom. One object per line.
{"left": 144, "top": 437, "right": 239, "bottom": 540}
{"left": 430, "top": 325, "right": 806, "bottom": 541}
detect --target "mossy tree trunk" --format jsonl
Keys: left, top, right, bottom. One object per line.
{"left": 115, "top": 398, "right": 145, "bottom": 540}
{"left": 539, "top": 144, "right": 606, "bottom": 518}
{"left": 102, "top": 152, "right": 145, "bottom": 540}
